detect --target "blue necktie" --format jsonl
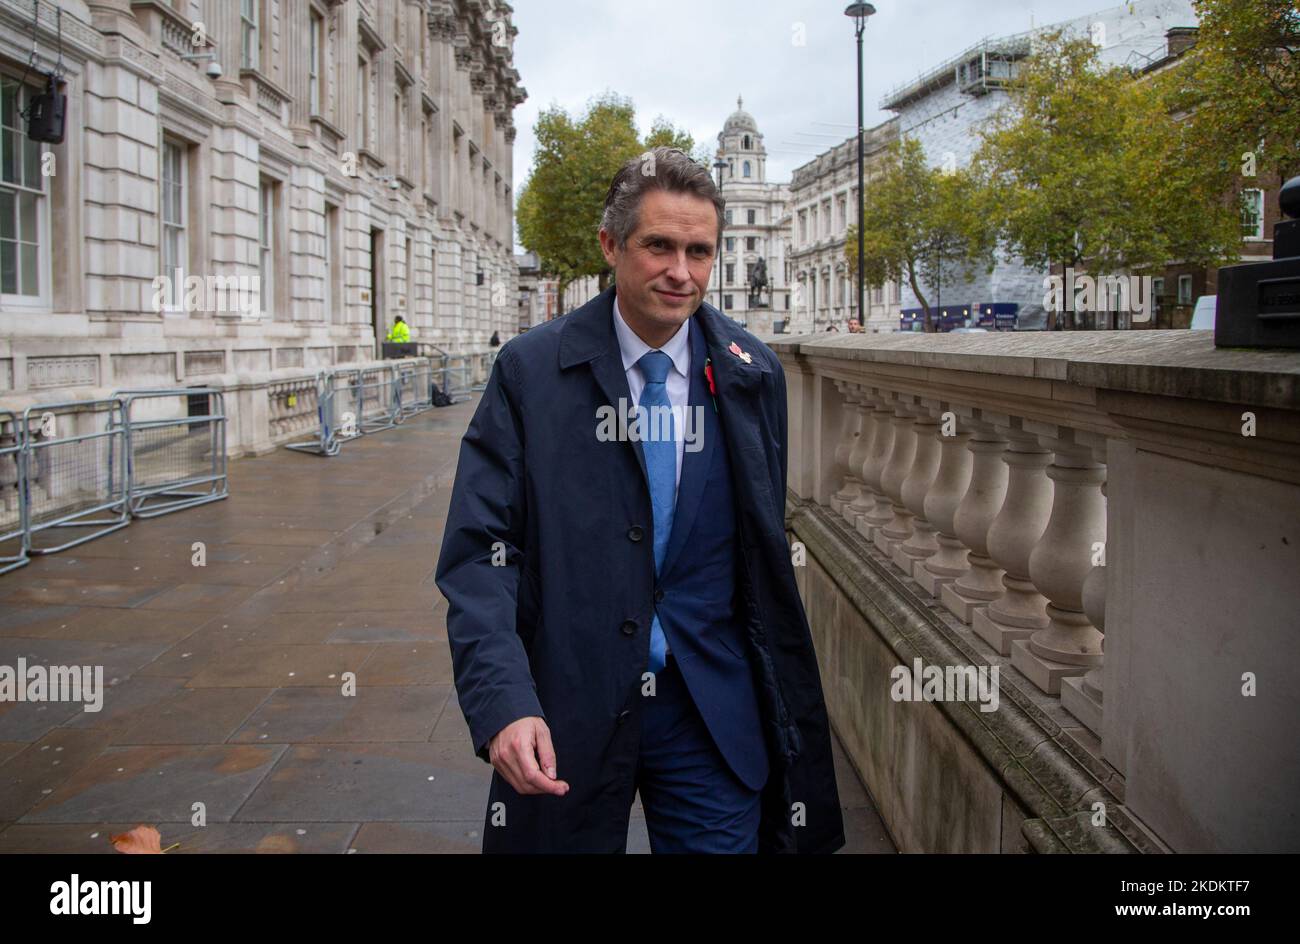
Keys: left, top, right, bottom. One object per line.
{"left": 637, "top": 350, "right": 675, "bottom": 676}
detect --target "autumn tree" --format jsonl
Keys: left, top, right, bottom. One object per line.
{"left": 845, "top": 136, "right": 995, "bottom": 332}
{"left": 515, "top": 93, "right": 698, "bottom": 310}
{"left": 973, "top": 30, "right": 1242, "bottom": 328}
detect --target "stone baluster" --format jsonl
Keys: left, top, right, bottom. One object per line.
{"left": 874, "top": 398, "right": 919, "bottom": 558}
{"left": 829, "top": 382, "right": 860, "bottom": 514}
{"left": 1011, "top": 428, "right": 1107, "bottom": 695}
{"left": 844, "top": 390, "right": 882, "bottom": 527}
{"left": 916, "top": 407, "right": 977, "bottom": 598}
{"left": 1061, "top": 444, "right": 1108, "bottom": 732}
{"left": 857, "top": 389, "right": 896, "bottom": 541}
{"left": 940, "top": 414, "right": 1009, "bottom": 621}
{"left": 970, "top": 421, "right": 1053, "bottom": 652}
{"left": 894, "top": 402, "right": 943, "bottom": 576}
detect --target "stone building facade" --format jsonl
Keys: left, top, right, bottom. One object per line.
{"left": 707, "top": 96, "right": 790, "bottom": 335}
{"left": 787, "top": 117, "right": 900, "bottom": 334}
{"left": 0, "top": 0, "right": 523, "bottom": 447}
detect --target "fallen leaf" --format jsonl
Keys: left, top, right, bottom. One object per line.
{"left": 110, "top": 825, "right": 163, "bottom": 854}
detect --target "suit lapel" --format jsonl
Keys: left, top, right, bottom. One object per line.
{"left": 659, "top": 319, "right": 715, "bottom": 581}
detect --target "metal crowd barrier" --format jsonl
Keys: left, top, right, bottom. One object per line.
{"left": 0, "top": 410, "right": 28, "bottom": 575}
{"left": 115, "top": 388, "right": 229, "bottom": 518}
{"left": 285, "top": 372, "right": 342, "bottom": 457}
{"left": 22, "top": 399, "right": 130, "bottom": 554}
{"left": 397, "top": 362, "right": 434, "bottom": 418}
{"left": 351, "top": 365, "right": 402, "bottom": 433}
{"left": 436, "top": 353, "right": 475, "bottom": 403}
{"left": 281, "top": 357, "right": 450, "bottom": 459}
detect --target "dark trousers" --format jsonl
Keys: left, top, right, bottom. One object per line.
{"left": 634, "top": 653, "right": 762, "bottom": 853}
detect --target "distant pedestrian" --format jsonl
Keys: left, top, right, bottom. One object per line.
{"left": 489, "top": 330, "right": 500, "bottom": 348}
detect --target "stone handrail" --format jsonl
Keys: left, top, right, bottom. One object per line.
{"left": 765, "top": 329, "right": 1300, "bottom": 853}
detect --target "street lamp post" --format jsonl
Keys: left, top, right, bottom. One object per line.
{"left": 845, "top": 3, "right": 876, "bottom": 333}
{"left": 713, "top": 158, "right": 728, "bottom": 313}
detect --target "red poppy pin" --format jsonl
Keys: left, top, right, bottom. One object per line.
{"left": 728, "top": 341, "right": 753, "bottom": 364}
{"left": 704, "top": 357, "right": 717, "bottom": 413}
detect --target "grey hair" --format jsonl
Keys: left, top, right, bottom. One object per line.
{"left": 600, "top": 146, "right": 726, "bottom": 249}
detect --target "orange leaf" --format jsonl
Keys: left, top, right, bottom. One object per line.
{"left": 110, "top": 825, "right": 164, "bottom": 854}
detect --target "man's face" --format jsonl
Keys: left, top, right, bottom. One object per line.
{"left": 599, "top": 188, "right": 718, "bottom": 340}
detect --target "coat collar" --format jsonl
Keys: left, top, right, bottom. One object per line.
{"left": 558, "top": 285, "right": 770, "bottom": 396}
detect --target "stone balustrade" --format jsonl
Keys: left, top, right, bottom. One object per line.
{"left": 769, "top": 329, "right": 1300, "bottom": 853}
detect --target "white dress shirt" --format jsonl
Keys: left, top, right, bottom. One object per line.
{"left": 613, "top": 295, "right": 691, "bottom": 659}
{"left": 612, "top": 294, "right": 691, "bottom": 491}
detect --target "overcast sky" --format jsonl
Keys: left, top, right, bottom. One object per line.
{"left": 508, "top": 0, "right": 1153, "bottom": 249}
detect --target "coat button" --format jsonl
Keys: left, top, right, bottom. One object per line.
{"left": 620, "top": 619, "right": 637, "bottom": 636}
{"left": 617, "top": 709, "right": 631, "bottom": 724}
{"left": 627, "top": 526, "right": 644, "bottom": 542}
{"left": 654, "top": 588, "right": 665, "bottom": 603}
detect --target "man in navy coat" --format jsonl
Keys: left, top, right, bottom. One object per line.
{"left": 435, "top": 146, "right": 844, "bottom": 853}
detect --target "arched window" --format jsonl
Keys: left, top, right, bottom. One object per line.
{"left": 743, "top": 160, "right": 751, "bottom": 177}
{"left": 742, "top": 135, "right": 751, "bottom": 149}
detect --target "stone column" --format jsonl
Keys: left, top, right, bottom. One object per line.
{"left": 829, "top": 381, "right": 859, "bottom": 514}
{"left": 857, "top": 389, "right": 895, "bottom": 540}
{"left": 844, "top": 389, "right": 879, "bottom": 527}
{"left": 941, "top": 416, "right": 1009, "bottom": 621}
{"left": 894, "top": 403, "right": 943, "bottom": 575}
{"left": 916, "top": 408, "right": 975, "bottom": 598}
{"left": 1063, "top": 502, "right": 1106, "bottom": 735}
{"left": 874, "top": 398, "right": 919, "bottom": 558}
{"left": 1011, "top": 430, "right": 1107, "bottom": 695}
{"left": 971, "top": 423, "right": 1053, "bottom": 653}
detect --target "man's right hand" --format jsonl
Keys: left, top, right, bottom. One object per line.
{"left": 488, "top": 717, "right": 570, "bottom": 796}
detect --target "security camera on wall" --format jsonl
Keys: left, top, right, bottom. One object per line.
{"left": 205, "top": 60, "right": 223, "bottom": 79}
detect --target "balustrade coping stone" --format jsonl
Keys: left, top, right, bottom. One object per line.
{"left": 761, "top": 331, "right": 1300, "bottom": 412}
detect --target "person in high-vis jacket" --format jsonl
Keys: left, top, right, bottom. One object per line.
{"left": 386, "top": 316, "right": 410, "bottom": 343}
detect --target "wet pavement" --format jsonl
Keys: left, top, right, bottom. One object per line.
{"left": 0, "top": 397, "right": 892, "bottom": 854}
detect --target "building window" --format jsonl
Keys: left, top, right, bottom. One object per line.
{"left": 725, "top": 263, "right": 734, "bottom": 284}
{"left": 395, "top": 90, "right": 406, "bottom": 176}
{"left": 357, "top": 55, "right": 370, "bottom": 149}
{"left": 742, "top": 135, "right": 750, "bottom": 149}
{"left": 259, "top": 179, "right": 277, "bottom": 317}
{"left": 745, "top": 236, "right": 756, "bottom": 251}
{"left": 159, "top": 139, "right": 187, "bottom": 310}
{"left": 724, "top": 209, "right": 732, "bottom": 225}
{"left": 747, "top": 209, "right": 756, "bottom": 224}
{"left": 0, "top": 77, "right": 47, "bottom": 303}
{"left": 309, "top": 10, "right": 323, "bottom": 115}
{"left": 743, "top": 160, "right": 751, "bottom": 177}
{"left": 725, "top": 237, "right": 735, "bottom": 252}
{"left": 241, "top": 0, "right": 259, "bottom": 70}
{"left": 798, "top": 211, "right": 807, "bottom": 244}
{"left": 746, "top": 263, "right": 756, "bottom": 285}
{"left": 723, "top": 294, "right": 733, "bottom": 309}
{"left": 1177, "top": 274, "right": 1193, "bottom": 305}
{"left": 1240, "top": 188, "right": 1264, "bottom": 240}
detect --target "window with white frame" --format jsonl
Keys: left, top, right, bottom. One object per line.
{"left": 160, "top": 139, "right": 187, "bottom": 310}
{"left": 1240, "top": 188, "right": 1264, "bottom": 240}
{"left": 357, "top": 55, "right": 369, "bottom": 148}
{"left": 259, "top": 179, "right": 276, "bottom": 317}
{"left": 0, "top": 76, "right": 48, "bottom": 304}
{"left": 309, "top": 10, "right": 323, "bottom": 115}
{"left": 1177, "top": 274, "right": 1193, "bottom": 305}
{"left": 241, "top": 0, "right": 259, "bottom": 70}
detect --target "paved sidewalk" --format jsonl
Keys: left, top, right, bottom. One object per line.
{"left": 0, "top": 397, "right": 892, "bottom": 854}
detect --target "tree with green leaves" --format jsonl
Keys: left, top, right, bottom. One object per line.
{"left": 1173, "top": 0, "right": 1299, "bottom": 183}
{"left": 845, "top": 136, "right": 996, "bottom": 332}
{"left": 972, "top": 29, "right": 1242, "bottom": 329}
{"left": 515, "top": 93, "right": 699, "bottom": 310}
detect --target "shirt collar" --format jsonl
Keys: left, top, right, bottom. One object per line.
{"left": 612, "top": 293, "right": 690, "bottom": 379}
